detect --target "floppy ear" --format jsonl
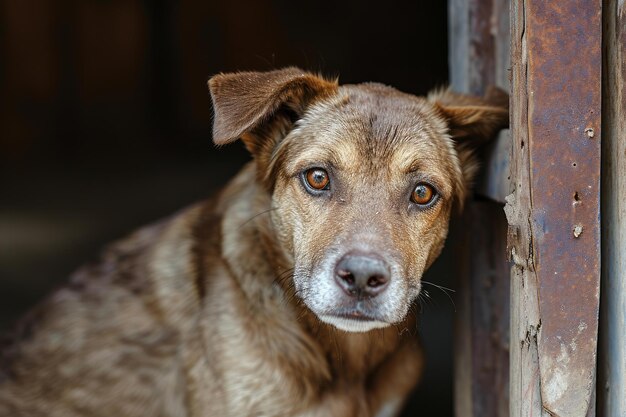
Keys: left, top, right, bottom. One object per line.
{"left": 208, "top": 67, "right": 338, "bottom": 151}
{"left": 429, "top": 86, "right": 509, "bottom": 206}
{"left": 429, "top": 86, "right": 509, "bottom": 145}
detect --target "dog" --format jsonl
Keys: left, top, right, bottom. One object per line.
{"left": 0, "top": 67, "right": 508, "bottom": 417}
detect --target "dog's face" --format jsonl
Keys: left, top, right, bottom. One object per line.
{"left": 209, "top": 68, "right": 507, "bottom": 332}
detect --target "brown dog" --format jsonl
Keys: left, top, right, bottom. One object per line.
{"left": 0, "top": 68, "right": 507, "bottom": 417}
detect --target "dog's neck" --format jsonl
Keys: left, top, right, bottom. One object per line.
{"left": 215, "top": 163, "right": 416, "bottom": 380}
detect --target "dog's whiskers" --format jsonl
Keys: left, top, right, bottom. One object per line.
{"left": 415, "top": 289, "right": 433, "bottom": 311}
{"left": 420, "top": 280, "right": 457, "bottom": 312}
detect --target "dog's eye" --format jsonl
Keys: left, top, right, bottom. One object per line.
{"left": 411, "top": 183, "right": 436, "bottom": 206}
{"left": 303, "top": 168, "right": 330, "bottom": 191}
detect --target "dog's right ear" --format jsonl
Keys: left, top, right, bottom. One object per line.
{"left": 208, "top": 67, "right": 338, "bottom": 153}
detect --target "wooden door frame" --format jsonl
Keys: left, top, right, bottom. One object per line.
{"left": 448, "top": 1, "right": 613, "bottom": 416}
{"left": 599, "top": 0, "right": 626, "bottom": 416}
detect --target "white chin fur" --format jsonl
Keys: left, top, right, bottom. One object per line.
{"left": 318, "top": 315, "right": 390, "bottom": 332}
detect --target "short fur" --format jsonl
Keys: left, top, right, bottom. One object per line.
{"left": 0, "top": 67, "right": 508, "bottom": 417}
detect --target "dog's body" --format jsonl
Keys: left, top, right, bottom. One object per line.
{"left": 0, "top": 68, "right": 507, "bottom": 417}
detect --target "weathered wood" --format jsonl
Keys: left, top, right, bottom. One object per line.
{"left": 452, "top": 212, "right": 474, "bottom": 417}
{"left": 506, "top": 3, "right": 547, "bottom": 414}
{"left": 448, "top": 0, "right": 495, "bottom": 96}
{"left": 476, "top": 130, "right": 510, "bottom": 203}
{"left": 450, "top": 0, "right": 510, "bottom": 204}
{"left": 505, "top": 1, "right": 602, "bottom": 417}
{"left": 448, "top": 1, "right": 511, "bottom": 416}
{"left": 453, "top": 206, "right": 511, "bottom": 417}
{"left": 598, "top": 0, "right": 626, "bottom": 416}
{"left": 475, "top": 0, "right": 511, "bottom": 204}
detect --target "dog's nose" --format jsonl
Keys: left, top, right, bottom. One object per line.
{"left": 334, "top": 254, "right": 390, "bottom": 297}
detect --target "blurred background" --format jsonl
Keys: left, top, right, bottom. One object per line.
{"left": 0, "top": 0, "right": 454, "bottom": 415}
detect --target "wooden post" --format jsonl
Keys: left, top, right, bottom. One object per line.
{"left": 506, "top": 1, "right": 602, "bottom": 417}
{"left": 598, "top": 0, "right": 626, "bottom": 415}
{"left": 448, "top": 1, "right": 510, "bottom": 416}
{"left": 456, "top": 203, "right": 511, "bottom": 417}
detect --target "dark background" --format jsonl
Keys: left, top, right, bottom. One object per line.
{"left": 0, "top": 1, "right": 456, "bottom": 415}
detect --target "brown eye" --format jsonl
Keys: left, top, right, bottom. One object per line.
{"left": 304, "top": 168, "right": 330, "bottom": 191}
{"left": 411, "top": 183, "right": 436, "bottom": 206}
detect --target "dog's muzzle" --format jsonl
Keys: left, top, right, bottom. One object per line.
{"left": 312, "top": 252, "right": 394, "bottom": 332}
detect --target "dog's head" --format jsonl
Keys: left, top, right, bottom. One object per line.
{"left": 209, "top": 68, "right": 507, "bottom": 332}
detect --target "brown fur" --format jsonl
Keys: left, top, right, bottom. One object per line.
{"left": 0, "top": 67, "right": 508, "bottom": 416}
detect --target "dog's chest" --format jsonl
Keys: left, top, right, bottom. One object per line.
{"left": 193, "top": 268, "right": 379, "bottom": 416}
{"left": 196, "top": 274, "right": 313, "bottom": 415}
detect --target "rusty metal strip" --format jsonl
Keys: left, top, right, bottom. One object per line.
{"left": 525, "top": 1, "right": 602, "bottom": 416}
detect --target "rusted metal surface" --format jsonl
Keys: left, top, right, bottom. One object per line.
{"left": 448, "top": 1, "right": 511, "bottom": 416}
{"left": 506, "top": 1, "right": 602, "bottom": 416}
{"left": 599, "top": 0, "right": 626, "bottom": 415}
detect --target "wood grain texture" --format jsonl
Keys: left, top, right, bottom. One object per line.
{"left": 450, "top": 0, "right": 511, "bottom": 204}
{"left": 506, "top": 2, "right": 546, "bottom": 415}
{"left": 475, "top": 0, "right": 511, "bottom": 204}
{"left": 448, "top": 1, "right": 511, "bottom": 416}
{"left": 452, "top": 204, "right": 512, "bottom": 417}
{"left": 476, "top": 129, "right": 511, "bottom": 204}
{"left": 599, "top": 0, "right": 626, "bottom": 416}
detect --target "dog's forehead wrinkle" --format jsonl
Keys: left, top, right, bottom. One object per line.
{"left": 303, "top": 84, "right": 436, "bottom": 140}
{"left": 295, "top": 93, "right": 459, "bottom": 185}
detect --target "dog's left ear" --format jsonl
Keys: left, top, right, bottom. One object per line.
{"left": 208, "top": 67, "right": 338, "bottom": 150}
{"left": 429, "top": 87, "right": 509, "bottom": 206}
{"left": 429, "top": 86, "right": 509, "bottom": 145}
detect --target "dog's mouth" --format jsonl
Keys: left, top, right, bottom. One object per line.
{"left": 317, "top": 305, "right": 391, "bottom": 332}
{"left": 336, "top": 312, "right": 374, "bottom": 321}
{"left": 318, "top": 313, "right": 390, "bottom": 332}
